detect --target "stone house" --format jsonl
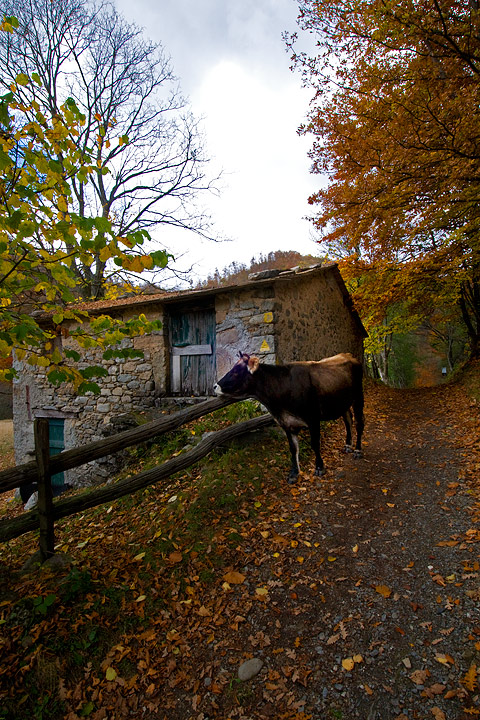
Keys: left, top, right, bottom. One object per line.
{"left": 12, "top": 262, "right": 367, "bottom": 487}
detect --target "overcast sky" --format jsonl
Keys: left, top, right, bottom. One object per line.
{"left": 114, "top": 0, "right": 321, "bottom": 285}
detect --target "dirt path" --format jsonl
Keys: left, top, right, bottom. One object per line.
{"left": 188, "top": 383, "right": 479, "bottom": 720}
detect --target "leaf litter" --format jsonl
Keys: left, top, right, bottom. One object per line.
{"left": 0, "top": 364, "right": 479, "bottom": 719}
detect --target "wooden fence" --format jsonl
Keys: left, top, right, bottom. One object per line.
{"left": 0, "top": 397, "right": 273, "bottom": 561}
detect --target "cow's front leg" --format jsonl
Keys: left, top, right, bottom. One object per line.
{"left": 285, "top": 429, "right": 300, "bottom": 483}
{"left": 308, "top": 422, "right": 325, "bottom": 477}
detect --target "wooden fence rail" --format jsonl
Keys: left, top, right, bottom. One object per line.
{"left": 0, "top": 396, "right": 237, "bottom": 494}
{"left": 0, "top": 399, "right": 273, "bottom": 552}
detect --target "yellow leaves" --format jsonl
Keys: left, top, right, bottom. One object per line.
{"left": 27, "top": 355, "right": 50, "bottom": 367}
{"left": 99, "top": 244, "right": 115, "bottom": 263}
{"left": 1, "top": 16, "right": 18, "bottom": 32}
{"left": 462, "top": 663, "right": 478, "bottom": 692}
{"left": 56, "top": 195, "right": 69, "bottom": 213}
{"left": 375, "top": 584, "right": 392, "bottom": 598}
{"left": 121, "top": 254, "right": 152, "bottom": 273}
{"left": 255, "top": 587, "right": 269, "bottom": 600}
{"left": 434, "top": 653, "right": 455, "bottom": 666}
{"left": 342, "top": 654, "right": 363, "bottom": 671}
{"left": 105, "top": 666, "right": 117, "bottom": 681}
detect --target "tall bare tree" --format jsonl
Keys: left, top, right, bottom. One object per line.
{"left": 1, "top": 0, "right": 216, "bottom": 298}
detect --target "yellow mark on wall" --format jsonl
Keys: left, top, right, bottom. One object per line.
{"left": 263, "top": 311, "right": 273, "bottom": 323}
{"left": 260, "top": 340, "right": 270, "bottom": 352}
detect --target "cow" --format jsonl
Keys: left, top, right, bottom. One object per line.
{"left": 214, "top": 352, "right": 364, "bottom": 482}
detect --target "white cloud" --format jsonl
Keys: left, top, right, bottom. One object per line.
{"left": 113, "top": 0, "right": 322, "bottom": 282}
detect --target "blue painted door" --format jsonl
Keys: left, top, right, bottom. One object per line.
{"left": 49, "top": 418, "right": 65, "bottom": 491}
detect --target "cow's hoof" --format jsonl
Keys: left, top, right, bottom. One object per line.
{"left": 314, "top": 467, "right": 325, "bottom": 477}
{"left": 353, "top": 449, "right": 363, "bottom": 459}
{"left": 343, "top": 444, "right": 354, "bottom": 454}
{"left": 287, "top": 473, "right": 298, "bottom": 484}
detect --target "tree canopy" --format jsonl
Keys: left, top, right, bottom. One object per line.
{"left": 289, "top": 0, "right": 480, "bottom": 358}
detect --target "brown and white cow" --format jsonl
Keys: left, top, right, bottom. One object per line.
{"left": 214, "top": 352, "right": 364, "bottom": 482}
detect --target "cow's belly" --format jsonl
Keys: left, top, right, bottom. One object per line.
{"left": 276, "top": 411, "right": 309, "bottom": 431}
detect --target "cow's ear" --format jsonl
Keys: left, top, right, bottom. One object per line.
{"left": 247, "top": 356, "right": 260, "bottom": 374}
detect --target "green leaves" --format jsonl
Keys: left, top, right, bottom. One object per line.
{"left": 0, "top": 148, "right": 11, "bottom": 171}
{"left": 2, "top": 15, "right": 19, "bottom": 30}
{"left": 33, "top": 593, "right": 57, "bottom": 616}
{"left": 15, "top": 72, "right": 29, "bottom": 86}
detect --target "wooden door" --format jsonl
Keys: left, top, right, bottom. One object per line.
{"left": 169, "top": 307, "right": 216, "bottom": 396}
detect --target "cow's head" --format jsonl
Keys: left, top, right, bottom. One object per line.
{"left": 214, "top": 352, "right": 260, "bottom": 397}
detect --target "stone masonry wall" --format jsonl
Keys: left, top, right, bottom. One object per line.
{"left": 273, "top": 271, "right": 364, "bottom": 363}
{"left": 13, "top": 307, "right": 166, "bottom": 487}
{"left": 215, "top": 286, "right": 277, "bottom": 378}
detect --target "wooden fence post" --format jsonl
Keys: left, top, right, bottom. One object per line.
{"left": 34, "top": 418, "right": 54, "bottom": 561}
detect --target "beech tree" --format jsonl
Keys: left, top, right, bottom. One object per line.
{"left": 0, "top": 0, "right": 216, "bottom": 299}
{"left": 289, "top": 0, "right": 480, "bottom": 357}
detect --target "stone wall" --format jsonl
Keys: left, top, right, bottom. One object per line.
{"left": 215, "top": 286, "right": 277, "bottom": 378}
{"left": 13, "top": 309, "right": 166, "bottom": 487}
{"left": 273, "top": 271, "right": 364, "bottom": 363}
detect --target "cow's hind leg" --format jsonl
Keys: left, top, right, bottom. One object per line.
{"left": 342, "top": 408, "right": 354, "bottom": 453}
{"left": 285, "top": 429, "right": 300, "bottom": 483}
{"left": 308, "top": 422, "right": 325, "bottom": 477}
{"left": 353, "top": 395, "right": 365, "bottom": 459}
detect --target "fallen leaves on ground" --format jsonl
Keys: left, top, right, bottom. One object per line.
{"left": 0, "top": 362, "right": 480, "bottom": 719}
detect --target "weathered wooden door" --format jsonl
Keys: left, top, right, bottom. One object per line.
{"left": 169, "top": 307, "right": 216, "bottom": 395}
